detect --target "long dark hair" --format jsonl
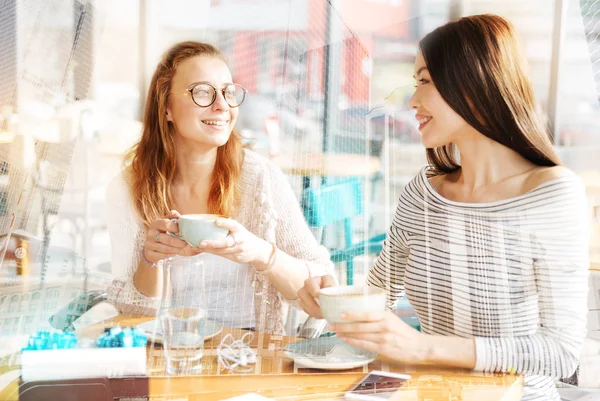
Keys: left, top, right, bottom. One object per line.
{"left": 419, "top": 14, "right": 561, "bottom": 173}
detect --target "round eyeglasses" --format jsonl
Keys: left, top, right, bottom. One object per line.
{"left": 183, "top": 82, "right": 247, "bottom": 108}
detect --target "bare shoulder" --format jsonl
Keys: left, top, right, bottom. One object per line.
{"left": 524, "top": 165, "right": 576, "bottom": 191}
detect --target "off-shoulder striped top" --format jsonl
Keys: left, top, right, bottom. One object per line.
{"left": 368, "top": 167, "right": 589, "bottom": 401}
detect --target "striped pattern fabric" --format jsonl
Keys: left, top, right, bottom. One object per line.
{"left": 368, "top": 167, "right": 589, "bottom": 401}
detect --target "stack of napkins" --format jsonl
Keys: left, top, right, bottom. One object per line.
{"left": 21, "top": 347, "right": 147, "bottom": 381}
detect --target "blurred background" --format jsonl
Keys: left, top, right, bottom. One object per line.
{"left": 0, "top": 0, "right": 599, "bottom": 342}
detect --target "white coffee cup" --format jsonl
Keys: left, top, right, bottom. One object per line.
{"left": 319, "top": 285, "right": 387, "bottom": 324}
{"left": 169, "top": 214, "right": 229, "bottom": 247}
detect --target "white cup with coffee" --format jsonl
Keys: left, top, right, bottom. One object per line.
{"left": 319, "top": 285, "right": 387, "bottom": 324}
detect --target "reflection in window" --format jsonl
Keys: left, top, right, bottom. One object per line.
{"left": 8, "top": 295, "right": 18, "bottom": 313}
{"left": 556, "top": 0, "right": 600, "bottom": 157}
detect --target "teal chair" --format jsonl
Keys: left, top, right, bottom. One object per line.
{"left": 302, "top": 178, "right": 386, "bottom": 285}
{"left": 396, "top": 295, "right": 421, "bottom": 331}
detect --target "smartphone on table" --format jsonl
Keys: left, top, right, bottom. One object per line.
{"left": 345, "top": 370, "right": 411, "bottom": 401}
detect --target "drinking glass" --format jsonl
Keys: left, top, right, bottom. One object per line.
{"left": 160, "top": 255, "right": 207, "bottom": 375}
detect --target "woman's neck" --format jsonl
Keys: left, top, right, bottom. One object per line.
{"left": 452, "top": 132, "right": 537, "bottom": 192}
{"left": 172, "top": 138, "right": 218, "bottom": 189}
{"left": 170, "top": 145, "right": 217, "bottom": 214}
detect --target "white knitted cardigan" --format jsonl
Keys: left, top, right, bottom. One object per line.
{"left": 106, "top": 149, "right": 334, "bottom": 335}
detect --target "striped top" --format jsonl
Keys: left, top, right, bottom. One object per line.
{"left": 367, "top": 167, "right": 589, "bottom": 401}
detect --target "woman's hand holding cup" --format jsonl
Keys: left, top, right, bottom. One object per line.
{"left": 145, "top": 213, "right": 277, "bottom": 268}
{"left": 144, "top": 210, "right": 189, "bottom": 264}
{"left": 198, "top": 218, "right": 274, "bottom": 268}
{"left": 297, "top": 275, "right": 337, "bottom": 318}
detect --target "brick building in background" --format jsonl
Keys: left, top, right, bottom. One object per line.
{"left": 208, "top": 0, "right": 412, "bottom": 104}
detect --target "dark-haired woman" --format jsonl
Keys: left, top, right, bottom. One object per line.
{"left": 298, "top": 14, "right": 589, "bottom": 400}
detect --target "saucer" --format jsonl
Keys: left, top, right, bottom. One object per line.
{"left": 136, "top": 319, "right": 222, "bottom": 344}
{"left": 284, "top": 336, "right": 376, "bottom": 370}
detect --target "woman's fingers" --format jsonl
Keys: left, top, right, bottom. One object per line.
{"left": 201, "top": 230, "right": 244, "bottom": 249}
{"left": 143, "top": 213, "right": 189, "bottom": 264}
{"left": 149, "top": 218, "right": 179, "bottom": 234}
{"left": 201, "top": 245, "right": 244, "bottom": 257}
{"left": 147, "top": 228, "right": 187, "bottom": 248}
{"left": 305, "top": 275, "right": 333, "bottom": 298}
{"left": 200, "top": 238, "right": 231, "bottom": 249}
{"left": 298, "top": 296, "right": 323, "bottom": 319}
{"left": 320, "top": 275, "right": 337, "bottom": 289}
{"left": 160, "top": 233, "right": 188, "bottom": 248}
{"left": 168, "top": 210, "right": 181, "bottom": 219}
{"left": 145, "top": 240, "right": 181, "bottom": 255}
{"left": 298, "top": 286, "right": 323, "bottom": 318}
{"left": 295, "top": 275, "right": 338, "bottom": 318}
{"left": 337, "top": 335, "right": 380, "bottom": 353}
{"left": 215, "top": 217, "right": 243, "bottom": 232}
{"left": 341, "top": 310, "right": 388, "bottom": 323}
{"left": 332, "top": 321, "right": 385, "bottom": 335}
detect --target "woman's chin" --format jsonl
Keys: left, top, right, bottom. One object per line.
{"left": 420, "top": 134, "right": 449, "bottom": 150}
{"left": 187, "top": 131, "right": 232, "bottom": 148}
{"left": 420, "top": 136, "right": 436, "bottom": 149}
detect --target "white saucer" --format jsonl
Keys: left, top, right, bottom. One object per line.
{"left": 136, "top": 319, "right": 222, "bottom": 344}
{"left": 284, "top": 336, "right": 376, "bottom": 370}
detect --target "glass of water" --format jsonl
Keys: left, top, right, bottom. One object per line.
{"left": 160, "top": 255, "right": 207, "bottom": 375}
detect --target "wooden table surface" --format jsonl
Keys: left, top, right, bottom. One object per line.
{"left": 0, "top": 314, "right": 523, "bottom": 401}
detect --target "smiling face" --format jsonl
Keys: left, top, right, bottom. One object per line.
{"left": 407, "top": 51, "right": 471, "bottom": 149}
{"left": 166, "top": 55, "right": 239, "bottom": 150}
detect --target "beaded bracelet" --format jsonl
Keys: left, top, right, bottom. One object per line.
{"left": 254, "top": 242, "right": 277, "bottom": 275}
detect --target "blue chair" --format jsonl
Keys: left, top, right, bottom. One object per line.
{"left": 302, "top": 178, "right": 386, "bottom": 285}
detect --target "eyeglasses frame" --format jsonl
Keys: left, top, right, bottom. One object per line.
{"left": 172, "top": 82, "right": 248, "bottom": 108}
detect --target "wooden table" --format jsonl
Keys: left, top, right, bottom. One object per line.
{"left": 0, "top": 314, "right": 523, "bottom": 400}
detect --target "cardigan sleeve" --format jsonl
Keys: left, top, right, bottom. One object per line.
{"left": 263, "top": 159, "right": 335, "bottom": 279}
{"left": 105, "top": 173, "right": 161, "bottom": 316}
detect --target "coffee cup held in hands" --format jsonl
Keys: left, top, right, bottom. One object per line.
{"left": 169, "top": 214, "right": 229, "bottom": 247}
{"left": 319, "top": 285, "right": 387, "bottom": 324}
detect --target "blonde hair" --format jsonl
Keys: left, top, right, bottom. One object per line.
{"left": 126, "top": 41, "right": 244, "bottom": 226}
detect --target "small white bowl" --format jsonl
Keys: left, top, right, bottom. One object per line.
{"left": 319, "top": 285, "right": 387, "bottom": 324}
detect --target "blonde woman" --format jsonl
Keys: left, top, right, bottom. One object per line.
{"left": 106, "top": 41, "right": 333, "bottom": 335}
